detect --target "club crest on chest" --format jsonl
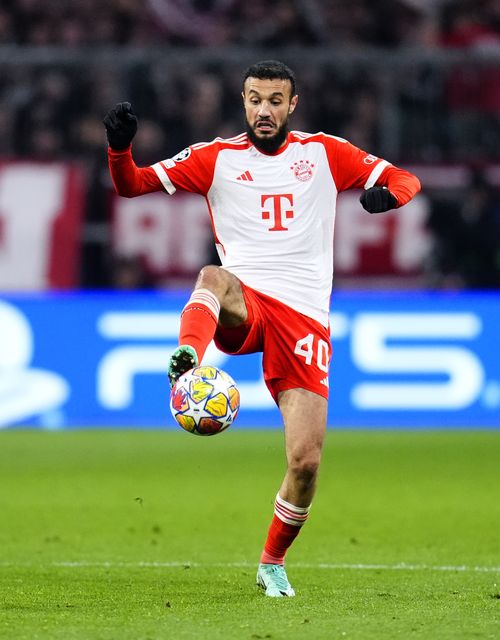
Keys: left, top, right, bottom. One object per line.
{"left": 290, "top": 160, "right": 315, "bottom": 182}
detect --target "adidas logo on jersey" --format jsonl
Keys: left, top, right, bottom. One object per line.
{"left": 236, "top": 170, "right": 254, "bottom": 181}
{"left": 320, "top": 376, "right": 329, "bottom": 388}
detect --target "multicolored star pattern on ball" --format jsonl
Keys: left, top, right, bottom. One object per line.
{"left": 170, "top": 366, "right": 240, "bottom": 436}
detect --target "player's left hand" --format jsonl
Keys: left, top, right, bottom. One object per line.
{"left": 360, "top": 186, "right": 398, "bottom": 213}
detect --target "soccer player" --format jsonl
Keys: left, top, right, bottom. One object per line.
{"left": 104, "top": 60, "right": 420, "bottom": 597}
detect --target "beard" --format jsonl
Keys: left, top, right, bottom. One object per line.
{"left": 245, "top": 118, "right": 289, "bottom": 154}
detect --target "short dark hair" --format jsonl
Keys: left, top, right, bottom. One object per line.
{"left": 242, "top": 60, "right": 297, "bottom": 96}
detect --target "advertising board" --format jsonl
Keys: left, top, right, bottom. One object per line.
{"left": 0, "top": 292, "right": 498, "bottom": 428}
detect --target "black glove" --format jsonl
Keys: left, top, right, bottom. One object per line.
{"left": 103, "top": 102, "right": 138, "bottom": 150}
{"left": 360, "top": 186, "right": 398, "bottom": 213}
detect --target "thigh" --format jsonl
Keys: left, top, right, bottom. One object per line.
{"left": 194, "top": 265, "right": 248, "bottom": 327}
{"left": 279, "top": 388, "right": 328, "bottom": 462}
{"left": 211, "top": 268, "right": 248, "bottom": 328}
{"left": 214, "top": 283, "right": 264, "bottom": 355}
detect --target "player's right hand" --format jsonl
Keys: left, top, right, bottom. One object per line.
{"left": 103, "top": 102, "right": 138, "bottom": 150}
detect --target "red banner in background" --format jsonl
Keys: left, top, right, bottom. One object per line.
{"left": 0, "top": 162, "right": 85, "bottom": 290}
{"left": 112, "top": 191, "right": 214, "bottom": 285}
{"left": 334, "top": 191, "right": 431, "bottom": 276}
{"left": 111, "top": 189, "right": 431, "bottom": 283}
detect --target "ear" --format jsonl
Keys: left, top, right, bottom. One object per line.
{"left": 288, "top": 94, "right": 299, "bottom": 114}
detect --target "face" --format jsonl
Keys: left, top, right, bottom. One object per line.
{"left": 242, "top": 77, "right": 298, "bottom": 152}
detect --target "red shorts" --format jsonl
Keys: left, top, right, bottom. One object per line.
{"left": 214, "top": 283, "right": 331, "bottom": 404}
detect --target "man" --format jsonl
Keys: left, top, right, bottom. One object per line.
{"left": 104, "top": 60, "right": 420, "bottom": 597}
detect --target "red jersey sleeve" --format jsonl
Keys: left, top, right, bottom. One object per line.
{"left": 108, "top": 140, "right": 220, "bottom": 198}
{"left": 151, "top": 142, "right": 219, "bottom": 196}
{"left": 323, "top": 135, "right": 421, "bottom": 207}
{"left": 108, "top": 146, "right": 163, "bottom": 197}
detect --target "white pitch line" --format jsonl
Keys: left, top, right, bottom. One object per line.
{"left": 1, "top": 561, "right": 499, "bottom": 573}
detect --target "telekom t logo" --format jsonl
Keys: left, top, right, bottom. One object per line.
{"left": 261, "top": 194, "right": 294, "bottom": 231}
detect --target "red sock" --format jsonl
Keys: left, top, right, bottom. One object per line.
{"left": 260, "top": 494, "right": 311, "bottom": 565}
{"left": 179, "top": 288, "right": 220, "bottom": 362}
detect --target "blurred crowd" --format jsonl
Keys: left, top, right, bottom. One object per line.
{"left": 0, "top": 0, "right": 496, "bottom": 49}
{"left": 426, "top": 172, "right": 500, "bottom": 289}
{"left": 0, "top": 0, "right": 498, "bottom": 161}
{"left": 0, "top": 0, "right": 450, "bottom": 48}
{"left": 0, "top": 0, "right": 499, "bottom": 289}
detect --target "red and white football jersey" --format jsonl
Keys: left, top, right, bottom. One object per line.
{"left": 110, "top": 131, "right": 420, "bottom": 327}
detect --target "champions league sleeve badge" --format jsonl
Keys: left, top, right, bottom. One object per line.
{"left": 172, "top": 147, "right": 191, "bottom": 163}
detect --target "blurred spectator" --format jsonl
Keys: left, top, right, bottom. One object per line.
{"left": 0, "top": 8, "right": 15, "bottom": 44}
{"left": 0, "top": 105, "right": 15, "bottom": 154}
{"left": 146, "top": 0, "right": 237, "bottom": 46}
{"left": 426, "top": 172, "right": 500, "bottom": 289}
{"left": 17, "top": 70, "right": 74, "bottom": 156}
{"left": 3, "top": 0, "right": 158, "bottom": 46}
{"left": 441, "top": 0, "right": 500, "bottom": 50}
{"left": 440, "top": 0, "right": 500, "bottom": 160}
{"left": 231, "top": 0, "right": 319, "bottom": 46}
{"left": 109, "top": 255, "right": 154, "bottom": 290}
{"left": 319, "top": 0, "right": 437, "bottom": 48}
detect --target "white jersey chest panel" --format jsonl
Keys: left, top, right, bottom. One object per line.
{"left": 208, "top": 141, "right": 337, "bottom": 246}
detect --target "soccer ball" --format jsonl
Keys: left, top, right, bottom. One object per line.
{"left": 170, "top": 365, "right": 240, "bottom": 436}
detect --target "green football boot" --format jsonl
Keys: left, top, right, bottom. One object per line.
{"left": 168, "top": 345, "right": 198, "bottom": 387}
{"left": 256, "top": 563, "right": 296, "bottom": 597}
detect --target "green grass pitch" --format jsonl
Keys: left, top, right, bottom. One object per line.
{"left": 0, "top": 429, "right": 498, "bottom": 639}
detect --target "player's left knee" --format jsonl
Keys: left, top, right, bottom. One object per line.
{"left": 289, "top": 454, "right": 321, "bottom": 484}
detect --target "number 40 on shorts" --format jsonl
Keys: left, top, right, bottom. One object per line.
{"left": 294, "top": 334, "right": 330, "bottom": 372}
